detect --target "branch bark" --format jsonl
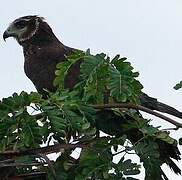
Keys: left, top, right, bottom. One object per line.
{"left": 0, "top": 143, "right": 87, "bottom": 157}
{"left": 91, "top": 103, "right": 182, "bottom": 128}
{"left": 0, "top": 162, "right": 41, "bottom": 168}
{"left": 33, "top": 103, "right": 182, "bottom": 128}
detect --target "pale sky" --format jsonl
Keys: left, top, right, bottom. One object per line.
{"left": 1, "top": 0, "right": 182, "bottom": 179}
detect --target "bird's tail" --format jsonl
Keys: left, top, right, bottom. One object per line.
{"left": 160, "top": 169, "right": 169, "bottom": 180}
{"left": 95, "top": 110, "right": 181, "bottom": 177}
{"left": 157, "top": 158, "right": 181, "bottom": 180}
{"left": 140, "top": 93, "right": 182, "bottom": 119}
{"left": 166, "top": 158, "right": 181, "bottom": 175}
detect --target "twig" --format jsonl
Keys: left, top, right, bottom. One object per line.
{"left": 162, "top": 127, "right": 179, "bottom": 131}
{"left": 0, "top": 143, "right": 87, "bottom": 157}
{"left": 0, "top": 159, "right": 14, "bottom": 164}
{"left": 0, "top": 162, "right": 41, "bottom": 168}
{"left": 15, "top": 171, "right": 46, "bottom": 178}
{"left": 33, "top": 103, "right": 182, "bottom": 128}
{"left": 38, "top": 153, "right": 57, "bottom": 180}
{"left": 33, "top": 112, "right": 44, "bottom": 119}
{"left": 91, "top": 103, "right": 182, "bottom": 128}
{"left": 113, "top": 149, "right": 126, "bottom": 156}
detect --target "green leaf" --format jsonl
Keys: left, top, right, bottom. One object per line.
{"left": 174, "top": 81, "right": 182, "bottom": 90}
{"left": 108, "top": 56, "right": 143, "bottom": 103}
{"left": 54, "top": 50, "right": 84, "bottom": 88}
{"left": 80, "top": 53, "right": 109, "bottom": 103}
{"left": 82, "top": 122, "right": 90, "bottom": 130}
{"left": 80, "top": 53, "right": 105, "bottom": 79}
{"left": 54, "top": 61, "right": 72, "bottom": 88}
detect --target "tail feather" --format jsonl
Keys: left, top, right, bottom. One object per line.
{"left": 167, "top": 158, "right": 181, "bottom": 175}
{"left": 95, "top": 110, "right": 181, "bottom": 179}
{"left": 160, "top": 169, "right": 169, "bottom": 180}
{"left": 140, "top": 93, "right": 182, "bottom": 119}
{"left": 157, "top": 139, "right": 181, "bottom": 175}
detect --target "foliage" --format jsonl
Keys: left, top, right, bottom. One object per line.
{"left": 174, "top": 81, "right": 182, "bottom": 90}
{"left": 0, "top": 50, "right": 181, "bottom": 180}
{"left": 174, "top": 81, "right": 182, "bottom": 146}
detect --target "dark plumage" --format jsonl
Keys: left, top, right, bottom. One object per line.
{"left": 3, "top": 15, "right": 182, "bottom": 179}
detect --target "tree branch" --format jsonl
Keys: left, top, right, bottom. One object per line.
{"left": 38, "top": 153, "right": 57, "bottom": 180}
{"left": 0, "top": 143, "right": 87, "bottom": 157}
{"left": 91, "top": 103, "right": 182, "bottom": 128}
{"left": 13, "top": 172, "right": 46, "bottom": 178}
{"left": 33, "top": 103, "right": 182, "bottom": 128}
{"left": 0, "top": 162, "right": 41, "bottom": 168}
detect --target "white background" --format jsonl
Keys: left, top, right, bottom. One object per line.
{"left": 1, "top": 0, "right": 182, "bottom": 179}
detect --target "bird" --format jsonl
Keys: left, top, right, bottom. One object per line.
{"left": 3, "top": 15, "right": 182, "bottom": 179}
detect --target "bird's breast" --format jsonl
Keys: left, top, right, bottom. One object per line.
{"left": 24, "top": 55, "right": 58, "bottom": 93}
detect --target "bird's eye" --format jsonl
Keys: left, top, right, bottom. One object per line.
{"left": 14, "top": 20, "right": 27, "bottom": 29}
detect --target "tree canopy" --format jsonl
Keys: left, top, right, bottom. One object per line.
{"left": 0, "top": 50, "right": 181, "bottom": 180}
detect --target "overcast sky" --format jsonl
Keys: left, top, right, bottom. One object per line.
{"left": 1, "top": 0, "right": 182, "bottom": 179}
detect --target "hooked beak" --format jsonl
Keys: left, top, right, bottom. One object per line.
{"left": 3, "top": 31, "right": 10, "bottom": 41}
{"left": 3, "top": 25, "right": 16, "bottom": 42}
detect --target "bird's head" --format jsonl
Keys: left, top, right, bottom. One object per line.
{"left": 3, "top": 15, "right": 47, "bottom": 44}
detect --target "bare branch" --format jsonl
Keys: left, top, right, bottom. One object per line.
{"left": 33, "top": 103, "right": 182, "bottom": 128}
{"left": 0, "top": 143, "right": 87, "bottom": 157}
{"left": 91, "top": 103, "right": 182, "bottom": 128}
{"left": 0, "top": 162, "right": 41, "bottom": 168}
{"left": 13, "top": 171, "right": 46, "bottom": 178}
